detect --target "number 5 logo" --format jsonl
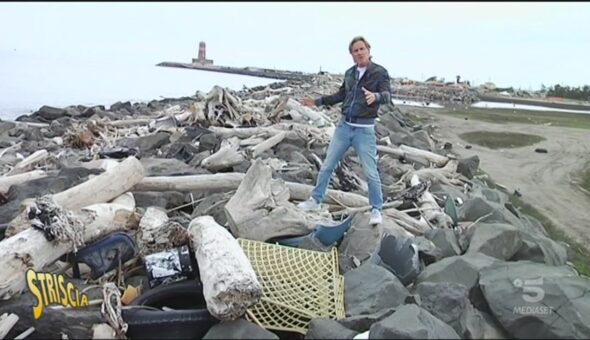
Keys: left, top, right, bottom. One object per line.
{"left": 513, "top": 278, "right": 544, "bottom": 303}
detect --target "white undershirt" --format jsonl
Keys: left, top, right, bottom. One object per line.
{"left": 345, "top": 66, "right": 373, "bottom": 127}
{"left": 357, "top": 66, "right": 367, "bottom": 80}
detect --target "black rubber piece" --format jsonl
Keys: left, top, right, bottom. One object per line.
{"left": 123, "top": 280, "right": 219, "bottom": 339}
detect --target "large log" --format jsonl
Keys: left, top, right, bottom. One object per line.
{"left": 399, "top": 144, "right": 449, "bottom": 167}
{"left": 224, "top": 159, "right": 314, "bottom": 241}
{"left": 5, "top": 156, "right": 144, "bottom": 237}
{"left": 248, "top": 131, "right": 286, "bottom": 158}
{"left": 187, "top": 215, "right": 262, "bottom": 320}
{"left": 0, "top": 170, "right": 47, "bottom": 193}
{"left": 0, "top": 193, "right": 136, "bottom": 300}
{"left": 5, "top": 150, "right": 49, "bottom": 176}
{"left": 133, "top": 173, "right": 369, "bottom": 207}
{"left": 200, "top": 137, "right": 245, "bottom": 172}
{"left": 51, "top": 156, "right": 144, "bottom": 210}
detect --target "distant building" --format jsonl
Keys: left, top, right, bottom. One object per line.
{"left": 192, "top": 41, "right": 214, "bottom": 65}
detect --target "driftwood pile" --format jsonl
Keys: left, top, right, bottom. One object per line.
{"left": 0, "top": 76, "right": 588, "bottom": 339}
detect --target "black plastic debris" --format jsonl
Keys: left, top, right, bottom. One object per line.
{"left": 369, "top": 234, "right": 421, "bottom": 286}
{"left": 98, "top": 146, "right": 140, "bottom": 159}
{"left": 166, "top": 143, "right": 200, "bottom": 163}
{"left": 144, "top": 245, "right": 198, "bottom": 288}
{"left": 61, "top": 232, "right": 137, "bottom": 279}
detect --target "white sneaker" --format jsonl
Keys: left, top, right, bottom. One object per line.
{"left": 297, "top": 197, "right": 320, "bottom": 211}
{"left": 369, "top": 209, "right": 382, "bottom": 225}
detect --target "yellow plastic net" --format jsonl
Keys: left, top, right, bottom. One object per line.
{"left": 238, "top": 238, "right": 345, "bottom": 334}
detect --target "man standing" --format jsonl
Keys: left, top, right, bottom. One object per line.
{"left": 297, "top": 36, "right": 391, "bottom": 225}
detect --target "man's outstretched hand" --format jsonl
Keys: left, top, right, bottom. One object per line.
{"left": 362, "top": 87, "right": 376, "bottom": 105}
{"left": 300, "top": 97, "right": 315, "bottom": 107}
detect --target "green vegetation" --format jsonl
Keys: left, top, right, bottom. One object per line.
{"left": 579, "top": 167, "right": 590, "bottom": 195}
{"left": 438, "top": 107, "right": 590, "bottom": 130}
{"left": 459, "top": 131, "right": 545, "bottom": 149}
{"left": 546, "top": 84, "right": 590, "bottom": 101}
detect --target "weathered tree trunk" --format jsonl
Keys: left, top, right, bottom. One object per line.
{"left": 399, "top": 144, "right": 449, "bottom": 167}
{"left": 5, "top": 150, "right": 49, "bottom": 176}
{"left": 187, "top": 215, "right": 262, "bottom": 320}
{"left": 403, "top": 159, "right": 462, "bottom": 186}
{"left": 0, "top": 193, "right": 136, "bottom": 300}
{"left": 201, "top": 137, "right": 245, "bottom": 172}
{"left": 247, "top": 131, "right": 286, "bottom": 158}
{"left": 208, "top": 126, "right": 283, "bottom": 139}
{"left": 0, "top": 170, "right": 47, "bottom": 193}
{"left": 51, "top": 156, "right": 144, "bottom": 210}
{"left": 284, "top": 98, "right": 333, "bottom": 127}
{"left": 133, "top": 173, "right": 370, "bottom": 207}
{"left": 5, "top": 156, "right": 144, "bottom": 237}
{"left": 384, "top": 208, "right": 431, "bottom": 236}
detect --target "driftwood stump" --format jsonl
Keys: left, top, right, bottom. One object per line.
{"left": 188, "top": 215, "right": 262, "bottom": 320}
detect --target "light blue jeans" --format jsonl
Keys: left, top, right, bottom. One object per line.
{"left": 311, "top": 120, "right": 383, "bottom": 211}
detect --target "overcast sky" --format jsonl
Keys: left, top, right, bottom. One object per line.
{"left": 1, "top": 2, "right": 589, "bottom": 90}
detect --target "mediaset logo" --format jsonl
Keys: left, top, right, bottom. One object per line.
{"left": 512, "top": 277, "right": 554, "bottom": 316}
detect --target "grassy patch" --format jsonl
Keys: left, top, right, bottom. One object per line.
{"left": 459, "top": 131, "right": 545, "bottom": 149}
{"left": 579, "top": 167, "right": 590, "bottom": 195}
{"left": 438, "top": 107, "right": 590, "bottom": 130}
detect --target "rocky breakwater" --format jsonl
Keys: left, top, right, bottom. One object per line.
{"left": 0, "top": 74, "right": 587, "bottom": 339}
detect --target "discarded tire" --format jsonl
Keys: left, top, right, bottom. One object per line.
{"left": 535, "top": 148, "right": 548, "bottom": 153}
{"left": 122, "top": 280, "right": 219, "bottom": 339}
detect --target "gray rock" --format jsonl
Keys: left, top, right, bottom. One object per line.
{"left": 203, "top": 318, "right": 279, "bottom": 339}
{"left": 344, "top": 264, "right": 410, "bottom": 317}
{"left": 338, "top": 213, "right": 383, "bottom": 264}
{"left": 466, "top": 223, "right": 523, "bottom": 260}
{"left": 369, "top": 304, "right": 460, "bottom": 339}
{"left": 0, "top": 121, "right": 16, "bottom": 135}
{"left": 35, "top": 105, "right": 69, "bottom": 121}
{"left": 305, "top": 318, "right": 358, "bottom": 339}
{"left": 424, "top": 228, "right": 462, "bottom": 259}
{"left": 479, "top": 310, "right": 510, "bottom": 339}
{"left": 337, "top": 308, "right": 396, "bottom": 333}
{"left": 118, "top": 132, "right": 170, "bottom": 153}
{"left": 511, "top": 229, "right": 568, "bottom": 266}
{"left": 415, "top": 282, "right": 484, "bottom": 339}
{"left": 415, "top": 253, "right": 499, "bottom": 310}
{"left": 459, "top": 196, "right": 522, "bottom": 228}
{"left": 400, "top": 130, "right": 435, "bottom": 151}
{"left": 456, "top": 155, "right": 480, "bottom": 179}
{"left": 140, "top": 157, "right": 201, "bottom": 176}
{"left": 416, "top": 253, "right": 498, "bottom": 290}
{"left": 479, "top": 261, "right": 590, "bottom": 339}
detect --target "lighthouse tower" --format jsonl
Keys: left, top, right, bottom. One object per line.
{"left": 193, "top": 41, "right": 213, "bottom": 65}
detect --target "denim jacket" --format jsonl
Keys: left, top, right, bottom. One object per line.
{"left": 315, "top": 61, "right": 391, "bottom": 125}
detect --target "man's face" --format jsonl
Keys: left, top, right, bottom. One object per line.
{"left": 350, "top": 41, "right": 370, "bottom": 67}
